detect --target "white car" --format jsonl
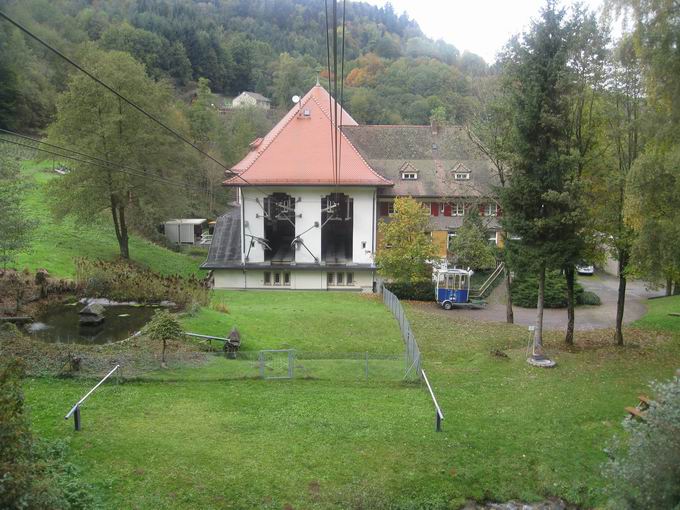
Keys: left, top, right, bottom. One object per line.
{"left": 576, "top": 265, "right": 595, "bottom": 275}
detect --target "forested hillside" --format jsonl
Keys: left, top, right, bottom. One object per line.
{"left": 0, "top": 0, "right": 488, "bottom": 132}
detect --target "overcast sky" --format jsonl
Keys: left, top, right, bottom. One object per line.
{"left": 363, "top": 0, "right": 606, "bottom": 63}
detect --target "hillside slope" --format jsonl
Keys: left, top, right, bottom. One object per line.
{"left": 15, "top": 161, "right": 204, "bottom": 279}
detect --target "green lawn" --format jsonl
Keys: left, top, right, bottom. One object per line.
{"left": 632, "top": 294, "right": 680, "bottom": 333}
{"left": 15, "top": 160, "right": 203, "bottom": 278}
{"left": 22, "top": 289, "right": 680, "bottom": 509}
{"left": 180, "top": 290, "right": 403, "bottom": 353}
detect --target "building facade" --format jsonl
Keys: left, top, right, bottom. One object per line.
{"left": 204, "top": 84, "right": 500, "bottom": 290}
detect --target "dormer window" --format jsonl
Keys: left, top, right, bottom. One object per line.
{"left": 452, "top": 163, "right": 471, "bottom": 181}
{"left": 402, "top": 171, "right": 418, "bottom": 180}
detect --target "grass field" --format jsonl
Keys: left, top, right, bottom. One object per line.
{"left": 22, "top": 290, "right": 680, "bottom": 509}
{"left": 14, "top": 160, "right": 203, "bottom": 278}
{"left": 632, "top": 294, "right": 680, "bottom": 333}
{"left": 181, "top": 290, "right": 403, "bottom": 353}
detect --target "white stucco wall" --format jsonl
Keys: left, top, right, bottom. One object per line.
{"left": 232, "top": 94, "right": 256, "bottom": 107}
{"left": 212, "top": 269, "right": 374, "bottom": 290}
{"left": 240, "top": 186, "right": 375, "bottom": 265}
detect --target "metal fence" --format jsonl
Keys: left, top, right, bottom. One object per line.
{"left": 381, "top": 286, "right": 423, "bottom": 381}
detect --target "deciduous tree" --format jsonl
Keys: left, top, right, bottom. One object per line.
{"left": 47, "top": 48, "right": 195, "bottom": 260}
{"left": 376, "top": 197, "right": 435, "bottom": 284}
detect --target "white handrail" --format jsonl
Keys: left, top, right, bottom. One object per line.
{"left": 421, "top": 369, "right": 444, "bottom": 421}
{"left": 64, "top": 364, "right": 119, "bottom": 419}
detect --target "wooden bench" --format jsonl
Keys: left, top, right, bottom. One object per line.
{"left": 625, "top": 395, "right": 652, "bottom": 420}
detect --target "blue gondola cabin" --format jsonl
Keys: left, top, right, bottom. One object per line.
{"left": 435, "top": 268, "right": 472, "bottom": 310}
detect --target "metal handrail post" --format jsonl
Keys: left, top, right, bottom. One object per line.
{"left": 64, "top": 364, "right": 119, "bottom": 431}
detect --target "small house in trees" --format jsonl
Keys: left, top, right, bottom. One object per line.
{"left": 204, "top": 84, "right": 500, "bottom": 290}
{"left": 231, "top": 91, "right": 271, "bottom": 109}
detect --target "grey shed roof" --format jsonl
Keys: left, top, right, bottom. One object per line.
{"left": 343, "top": 125, "right": 499, "bottom": 198}
{"left": 240, "top": 91, "right": 271, "bottom": 102}
{"left": 202, "top": 208, "right": 242, "bottom": 269}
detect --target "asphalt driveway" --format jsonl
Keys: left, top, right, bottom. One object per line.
{"left": 427, "top": 272, "right": 665, "bottom": 331}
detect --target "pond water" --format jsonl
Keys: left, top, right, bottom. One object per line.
{"left": 27, "top": 303, "right": 156, "bottom": 344}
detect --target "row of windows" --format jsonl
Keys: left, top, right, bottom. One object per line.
{"left": 263, "top": 272, "right": 355, "bottom": 286}
{"left": 264, "top": 272, "right": 291, "bottom": 286}
{"left": 327, "top": 272, "right": 354, "bottom": 286}
{"left": 400, "top": 170, "right": 471, "bottom": 181}
{"left": 383, "top": 202, "right": 498, "bottom": 217}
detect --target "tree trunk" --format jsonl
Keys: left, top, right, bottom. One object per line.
{"left": 504, "top": 265, "right": 514, "bottom": 324}
{"left": 533, "top": 263, "right": 546, "bottom": 358}
{"left": 110, "top": 196, "right": 130, "bottom": 260}
{"left": 564, "top": 265, "right": 575, "bottom": 345}
{"left": 615, "top": 249, "right": 628, "bottom": 346}
{"left": 161, "top": 339, "right": 167, "bottom": 368}
{"left": 666, "top": 276, "right": 673, "bottom": 297}
{"left": 674, "top": 281, "right": 680, "bottom": 296}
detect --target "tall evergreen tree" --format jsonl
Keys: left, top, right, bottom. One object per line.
{"left": 500, "top": 1, "right": 578, "bottom": 362}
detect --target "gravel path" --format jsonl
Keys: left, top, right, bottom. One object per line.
{"left": 427, "top": 272, "right": 665, "bottom": 331}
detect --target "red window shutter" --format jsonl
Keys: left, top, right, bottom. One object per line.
{"left": 444, "top": 203, "right": 452, "bottom": 216}
{"left": 380, "top": 202, "right": 389, "bottom": 216}
{"left": 479, "top": 203, "right": 486, "bottom": 216}
{"left": 430, "top": 202, "right": 439, "bottom": 216}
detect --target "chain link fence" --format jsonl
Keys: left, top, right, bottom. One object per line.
{"left": 381, "top": 286, "right": 423, "bottom": 380}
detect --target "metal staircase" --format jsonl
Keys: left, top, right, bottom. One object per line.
{"left": 470, "top": 262, "right": 505, "bottom": 299}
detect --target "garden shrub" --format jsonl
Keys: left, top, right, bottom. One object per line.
{"left": 511, "top": 271, "right": 585, "bottom": 308}
{"left": 75, "top": 258, "right": 208, "bottom": 308}
{"left": 387, "top": 281, "right": 435, "bottom": 301}
{"left": 0, "top": 359, "right": 93, "bottom": 509}
{"left": 577, "top": 290, "right": 601, "bottom": 306}
{"left": 603, "top": 375, "right": 680, "bottom": 509}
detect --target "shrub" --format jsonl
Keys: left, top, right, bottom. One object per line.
{"left": 387, "top": 281, "right": 435, "bottom": 301}
{"left": 144, "top": 309, "right": 185, "bottom": 367}
{"left": 603, "top": 375, "right": 680, "bottom": 509}
{"left": 75, "top": 258, "right": 208, "bottom": 308}
{"left": 577, "top": 290, "right": 601, "bottom": 306}
{"left": 0, "top": 359, "right": 93, "bottom": 509}
{"left": 511, "top": 271, "right": 584, "bottom": 308}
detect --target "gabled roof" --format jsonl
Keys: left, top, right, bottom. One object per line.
{"left": 237, "top": 91, "right": 270, "bottom": 102}
{"left": 343, "top": 125, "right": 499, "bottom": 197}
{"left": 224, "top": 85, "right": 392, "bottom": 187}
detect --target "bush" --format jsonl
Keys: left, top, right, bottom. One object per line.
{"left": 603, "top": 375, "right": 680, "bottom": 509}
{"left": 387, "top": 281, "right": 435, "bottom": 301}
{"left": 0, "top": 359, "right": 93, "bottom": 509}
{"left": 75, "top": 258, "right": 208, "bottom": 308}
{"left": 577, "top": 290, "right": 601, "bottom": 306}
{"left": 511, "top": 271, "right": 584, "bottom": 308}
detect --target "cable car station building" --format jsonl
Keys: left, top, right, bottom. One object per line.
{"left": 203, "top": 84, "right": 500, "bottom": 291}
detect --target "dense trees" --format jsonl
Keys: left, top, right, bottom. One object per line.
{"left": 0, "top": 0, "right": 487, "bottom": 132}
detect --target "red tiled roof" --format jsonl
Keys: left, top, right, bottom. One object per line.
{"left": 223, "top": 85, "right": 392, "bottom": 187}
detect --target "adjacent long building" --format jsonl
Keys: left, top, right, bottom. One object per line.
{"left": 202, "top": 84, "right": 500, "bottom": 291}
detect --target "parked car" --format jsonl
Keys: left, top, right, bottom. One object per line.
{"left": 576, "top": 264, "right": 595, "bottom": 275}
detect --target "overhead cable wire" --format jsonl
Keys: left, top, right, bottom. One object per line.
{"left": 0, "top": 128, "right": 199, "bottom": 190}
{"left": 0, "top": 137, "right": 206, "bottom": 192}
{"left": 324, "top": 0, "right": 337, "bottom": 189}
{"left": 0, "top": 9, "right": 270, "bottom": 195}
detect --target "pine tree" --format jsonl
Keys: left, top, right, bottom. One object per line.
{"left": 500, "top": 1, "right": 578, "bottom": 361}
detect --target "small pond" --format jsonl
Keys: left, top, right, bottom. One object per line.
{"left": 27, "top": 303, "right": 156, "bottom": 344}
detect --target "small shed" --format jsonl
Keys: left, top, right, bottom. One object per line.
{"left": 163, "top": 219, "right": 208, "bottom": 245}
{"left": 232, "top": 91, "right": 271, "bottom": 109}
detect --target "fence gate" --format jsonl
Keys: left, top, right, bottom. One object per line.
{"left": 258, "top": 349, "right": 295, "bottom": 379}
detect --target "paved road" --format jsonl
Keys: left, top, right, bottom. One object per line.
{"left": 427, "top": 272, "right": 665, "bottom": 331}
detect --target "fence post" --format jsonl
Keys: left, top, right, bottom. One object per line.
{"left": 258, "top": 351, "right": 264, "bottom": 379}
{"left": 73, "top": 405, "right": 81, "bottom": 431}
{"left": 288, "top": 350, "right": 294, "bottom": 379}
{"left": 365, "top": 352, "right": 369, "bottom": 380}
{"left": 436, "top": 411, "right": 441, "bottom": 432}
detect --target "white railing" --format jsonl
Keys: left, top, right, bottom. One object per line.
{"left": 421, "top": 369, "right": 444, "bottom": 432}
{"left": 64, "top": 365, "right": 119, "bottom": 431}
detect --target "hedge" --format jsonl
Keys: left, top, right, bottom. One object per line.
{"left": 511, "top": 271, "right": 593, "bottom": 308}
{"left": 386, "top": 281, "right": 436, "bottom": 301}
